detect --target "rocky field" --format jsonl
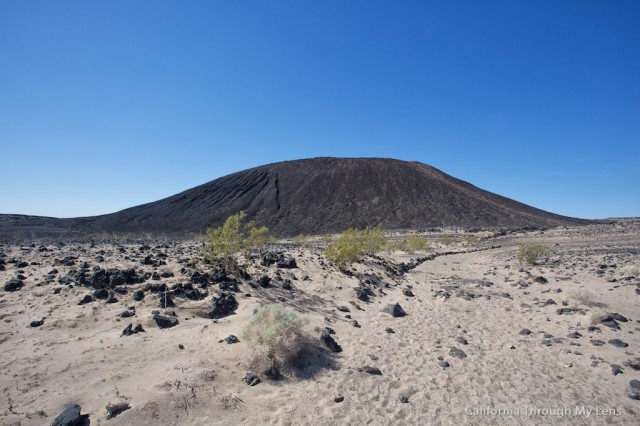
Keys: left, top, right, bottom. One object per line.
{"left": 1, "top": 220, "right": 639, "bottom": 425}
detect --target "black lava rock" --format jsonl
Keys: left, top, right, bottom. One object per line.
{"left": 608, "top": 339, "right": 629, "bottom": 348}
{"left": 225, "top": 335, "right": 239, "bottom": 344}
{"left": 4, "top": 279, "right": 23, "bottom": 292}
{"left": 52, "top": 403, "right": 87, "bottom": 426}
{"left": 449, "top": 347, "right": 467, "bottom": 358}
{"left": 208, "top": 292, "right": 238, "bottom": 319}
{"left": 153, "top": 314, "right": 179, "bottom": 329}
{"left": 243, "top": 374, "right": 261, "bottom": 386}
{"left": 258, "top": 275, "right": 271, "bottom": 288}
{"left": 321, "top": 329, "right": 343, "bottom": 352}
{"left": 30, "top": 319, "right": 44, "bottom": 328}
{"left": 276, "top": 257, "right": 297, "bottom": 268}
{"left": 359, "top": 366, "right": 382, "bottom": 375}
{"left": 132, "top": 290, "right": 145, "bottom": 301}
{"left": 383, "top": 303, "right": 407, "bottom": 317}
{"left": 611, "top": 364, "right": 624, "bottom": 376}
{"left": 78, "top": 295, "right": 93, "bottom": 305}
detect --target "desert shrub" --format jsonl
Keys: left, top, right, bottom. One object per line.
{"left": 517, "top": 242, "right": 551, "bottom": 265}
{"left": 588, "top": 307, "right": 609, "bottom": 324}
{"left": 465, "top": 235, "right": 480, "bottom": 244}
{"left": 324, "top": 225, "right": 387, "bottom": 268}
{"left": 392, "top": 235, "right": 430, "bottom": 253}
{"left": 565, "top": 286, "right": 599, "bottom": 308}
{"left": 242, "top": 304, "right": 309, "bottom": 375}
{"left": 203, "top": 211, "right": 271, "bottom": 268}
{"left": 440, "top": 235, "right": 457, "bottom": 245}
{"left": 321, "top": 234, "right": 333, "bottom": 244}
{"left": 620, "top": 266, "right": 640, "bottom": 278}
{"left": 292, "top": 234, "right": 306, "bottom": 244}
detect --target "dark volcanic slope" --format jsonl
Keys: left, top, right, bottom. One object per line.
{"left": 0, "top": 158, "right": 589, "bottom": 237}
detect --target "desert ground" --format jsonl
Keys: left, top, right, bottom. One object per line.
{"left": 1, "top": 220, "right": 639, "bottom": 425}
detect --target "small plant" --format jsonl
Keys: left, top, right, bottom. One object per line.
{"left": 465, "top": 235, "right": 480, "bottom": 244}
{"left": 321, "top": 234, "right": 333, "bottom": 244}
{"left": 203, "top": 211, "right": 271, "bottom": 269}
{"left": 565, "top": 286, "right": 600, "bottom": 308}
{"left": 324, "top": 225, "right": 387, "bottom": 268}
{"left": 242, "top": 304, "right": 309, "bottom": 375}
{"left": 588, "top": 307, "right": 609, "bottom": 324}
{"left": 292, "top": 234, "right": 306, "bottom": 245}
{"left": 517, "top": 242, "right": 551, "bottom": 265}
{"left": 440, "top": 235, "right": 457, "bottom": 245}
{"left": 391, "top": 235, "right": 430, "bottom": 253}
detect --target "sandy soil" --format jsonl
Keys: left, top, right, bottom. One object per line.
{"left": 1, "top": 220, "right": 639, "bottom": 425}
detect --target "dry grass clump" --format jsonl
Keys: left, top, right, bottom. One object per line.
{"left": 242, "top": 304, "right": 309, "bottom": 376}
{"left": 517, "top": 242, "right": 551, "bottom": 265}
{"left": 588, "top": 307, "right": 609, "bottom": 324}
{"left": 565, "top": 286, "right": 600, "bottom": 308}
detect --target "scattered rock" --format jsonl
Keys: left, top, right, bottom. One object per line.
{"left": 402, "top": 288, "right": 414, "bottom": 297}
{"left": 449, "top": 347, "right": 467, "bottom": 358}
{"left": 243, "top": 374, "right": 261, "bottom": 386}
{"left": 208, "top": 292, "right": 239, "bottom": 319}
{"left": 276, "top": 257, "right": 297, "bottom": 268}
{"left": 626, "top": 386, "right": 640, "bottom": 400}
{"left": 321, "top": 329, "right": 343, "bottom": 352}
{"left": 359, "top": 366, "right": 382, "bottom": 375}
{"left": 122, "top": 324, "right": 145, "bottom": 336}
{"left": 455, "top": 337, "right": 468, "bottom": 345}
{"left": 78, "top": 295, "right": 93, "bottom": 305}
{"left": 567, "top": 332, "right": 582, "bottom": 339}
{"left": 623, "top": 358, "right": 640, "bottom": 370}
{"left": 609, "top": 339, "right": 629, "bottom": 348}
{"left": 106, "top": 401, "right": 130, "bottom": 419}
{"left": 334, "top": 394, "right": 344, "bottom": 403}
{"left": 382, "top": 303, "right": 407, "bottom": 317}
{"left": 399, "top": 396, "right": 410, "bottom": 403}
{"left": 438, "top": 360, "right": 450, "bottom": 369}
{"left": 590, "top": 340, "right": 605, "bottom": 346}
{"left": 4, "top": 279, "right": 23, "bottom": 292}
{"left": 153, "top": 314, "right": 178, "bottom": 329}
{"left": 258, "top": 275, "right": 271, "bottom": 288}
{"left": 30, "top": 319, "right": 44, "bottom": 328}
{"left": 224, "top": 335, "right": 239, "bottom": 344}
{"left": 611, "top": 364, "right": 624, "bottom": 376}
{"left": 51, "top": 403, "right": 87, "bottom": 426}
{"left": 385, "top": 328, "right": 395, "bottom": 334}
{"left": 519, "top": 329, "right": 532, "bottom": 335}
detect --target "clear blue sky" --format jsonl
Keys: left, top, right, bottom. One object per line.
{"left": 1, "top": 1, "right": 638, "bottom": 220}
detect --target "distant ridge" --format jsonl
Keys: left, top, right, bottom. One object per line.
{"left": 0, "top": 157, "right": 590, "bottom": 237}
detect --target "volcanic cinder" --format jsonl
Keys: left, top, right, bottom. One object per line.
{"left": 0, "top": 157, "right": 589, "bottom": 237}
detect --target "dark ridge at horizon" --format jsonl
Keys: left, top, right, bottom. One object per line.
{"left": 0, "top": 157, "right": 590, "bottom": 237}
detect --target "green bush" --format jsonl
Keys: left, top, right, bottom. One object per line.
{"left": 465, "top": 235, "right": 480, "bottom": 244}
{"left": 440, "top": 235, "right": 457, "bottom": 245}
{"left": 321, "top": 234, "right": 334, "bottom": 244}
{"left": 517, "top": 242, "right": 551, "bottom": 265}
{"left": 292, "top": 234, "right": 306, "bottom": 244}
{"left": 324, "top": 225, "right": 387, "bottom": 268}
{"left": 242, "top": 304, "right": 309, "bottom": 375}
{"left": 203, "top": 211, "right": 271, "bottom": 268}
{"left": 391, "top": 235, "right": 430, "bottom": 253}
